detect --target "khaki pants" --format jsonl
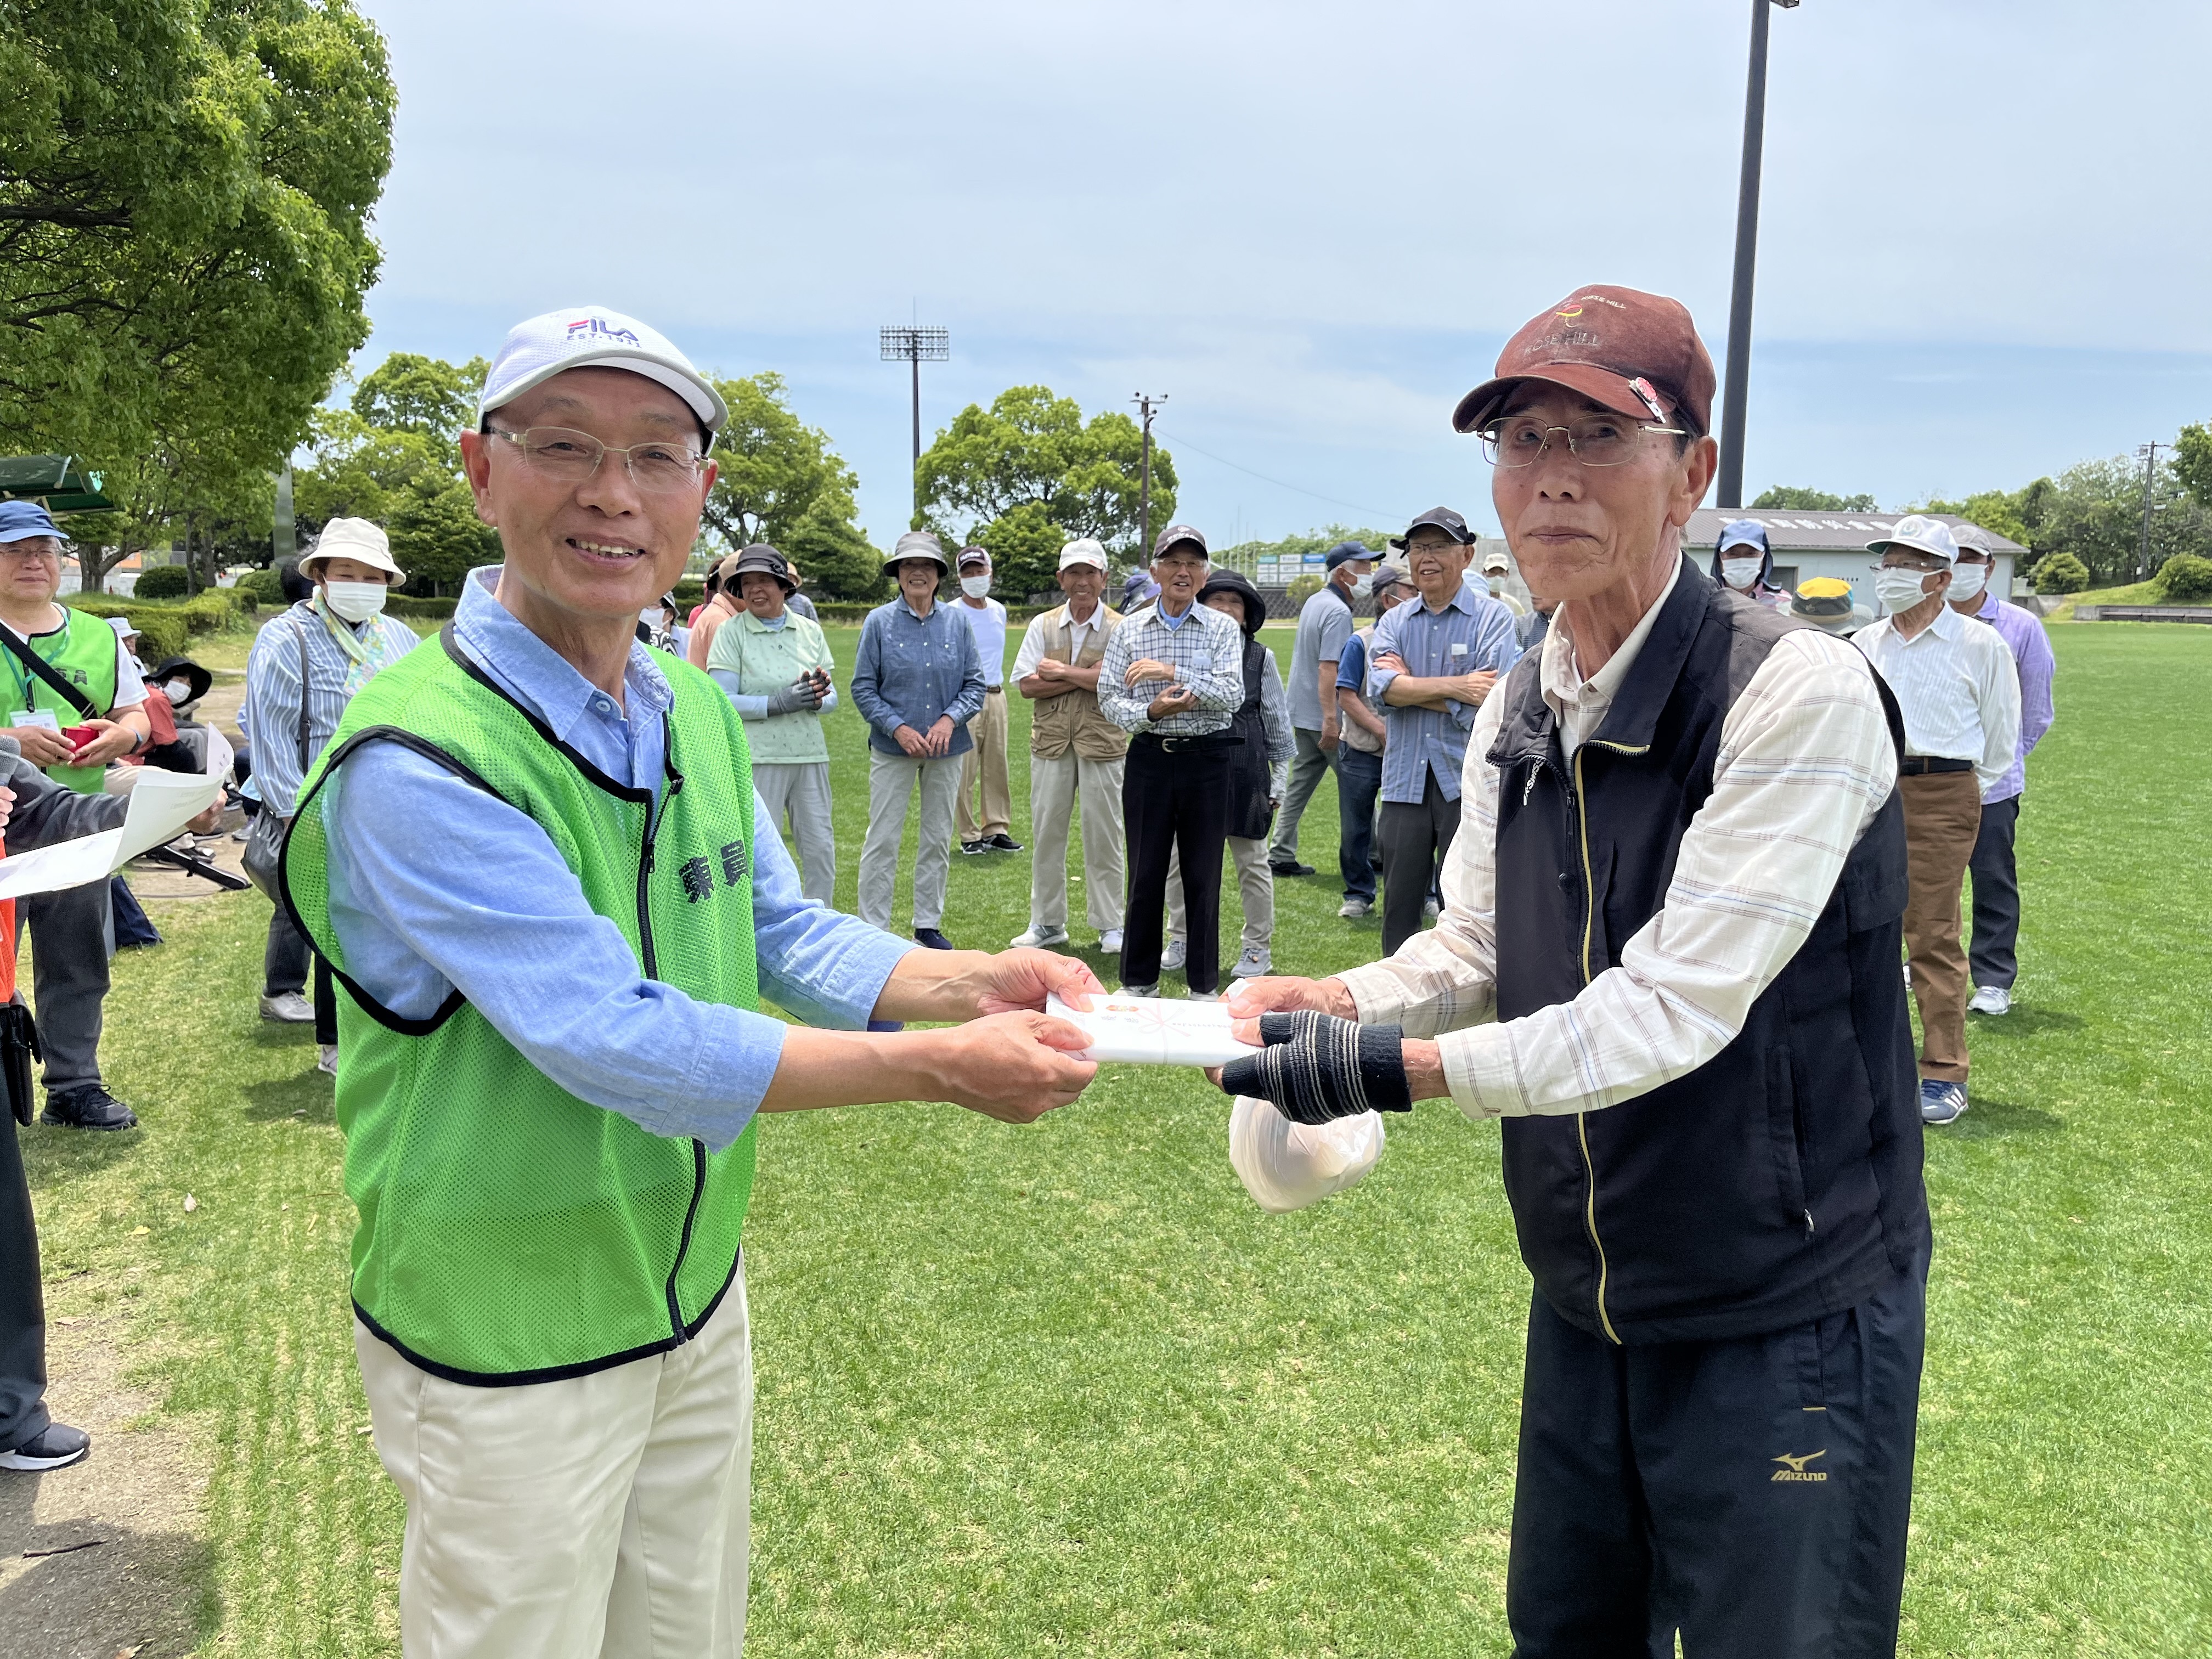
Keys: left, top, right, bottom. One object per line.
{"left": 1028, "top": 750, "right": 1125, "bottom": 932}
{"left": 1167, "top": 834, "right": 1275, "bottom": 957}
{"left": 354, "top": 1274, "right": 753, "bottom": 1659}
{"left": 754, "top": 761, "right": 836, "bottom": 909}
{"left": 955, "top": 686, "right": 1012, "bottom": 840}
{"left": 859, "top": 747, "right": 963, "bottom": 932}
{"left": 1900, "top": 770, "right": 1982, "bottom": 1084}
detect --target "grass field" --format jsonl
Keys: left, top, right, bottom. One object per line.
{"left": 16, "top": 617, "right": 2211, "bottom": 1655}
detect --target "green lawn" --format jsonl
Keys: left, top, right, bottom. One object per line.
{"left": 20, "top": 618, "right": 2211, "bottom": 1655}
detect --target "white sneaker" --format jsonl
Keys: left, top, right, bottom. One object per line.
{"left": 1119, "top": 983, "right": 1158, "bottom": 998}
{"left": 1011, "top": 923, "right": 1070, "bottom": 949}
{"left": 1233, "top": 946, "right": 1271, "bottom": 978}
{"left": 1160, "top": 938, "right": 1188, "bottom": 973}
{"left": 317, "top": 1044, "right": 338, "bottom": 1076}
{"left": 259, "top": 991, "right": 314, "bottom": 1024}
{"left": 1187, "top": 990, "right": 1220, "bottom": 1002}
{"left": 1098, "top": 928, "right": 1123, "bottom": 954}
{"left": 1423, "top": 898, "right": 1441, "bottom": 918}
{"left": 1968, "top": 985, "right": 2012, "bottom": 1015}
{"left": 1337, "top": 898, "right": 1372, "bottom": 918}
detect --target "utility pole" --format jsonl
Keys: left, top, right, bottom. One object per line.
{"left": 1133, "top": 393, "right": 1165, "bottom": 558}
{"left": 1716, "top": 0, "right": 1802, "bottom": 510}
{"left": 880, "top": 324, "right": 949, "bottom": 523}
{"left": 2136, "top": 440, "right": 2163, "bottom": 583}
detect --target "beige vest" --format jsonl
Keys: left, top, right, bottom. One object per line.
{"left": 1029, "top": 602, "right": 1128, "bottom": 761}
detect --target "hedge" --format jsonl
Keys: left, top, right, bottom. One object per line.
{"left": 2157, "top": 553, "right": 2212, "bottom": 604}
{"left": 2032, "top": 551, "right": 2091, "bottom": 595}
{"left": 67, "top": 588, "right": 256, "bottom": 662}
{"left": 132, "top": 564, "right": 193, "bottom": 599}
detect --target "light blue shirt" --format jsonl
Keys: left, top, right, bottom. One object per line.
{"left": 849, "top": 596, "right": 986, "bottom": 757}
{"left": 320, "top": 567, "right": 916, "bottom": 1152}
{"left": 1367, "top": 578, "right": 1522, "bottom": 804}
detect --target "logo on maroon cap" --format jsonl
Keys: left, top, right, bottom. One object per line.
{"left": 1454, "top": 285, "right": 1716, "bottom": 436}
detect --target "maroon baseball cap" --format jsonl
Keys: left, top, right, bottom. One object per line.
{"left": 1451, "top": 285, "right": 1717, "bottom": 437}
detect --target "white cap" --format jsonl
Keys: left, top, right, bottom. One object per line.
{"left": 478, "top": 305, "right": 727, "bottom": 438}
{"left": 1480, "top": 548, "right": 1511, "bottom": 574}
{"left": 1058, "top": 537, "right": 1109, "bottom": 571}
{"left": 108, "top": 614, "right": 139, "bottom": 642}
{"left": 1866, "top": 514, "right": 1958, "bottom": 566}
{"left": 301, "top": 517, "right": 406, "bottom": 589}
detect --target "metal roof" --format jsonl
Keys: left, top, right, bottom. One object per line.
{"left": 0, "top": 454, "right": 115, "bottom": 514}
{"left": 1686, "top": 507, "right": 2023, "bottom": 555}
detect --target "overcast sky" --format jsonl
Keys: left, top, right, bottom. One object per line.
{"left": 354, "top": 0, "right": 2212, "bottom": 548}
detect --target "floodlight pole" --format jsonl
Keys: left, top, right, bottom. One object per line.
{"left": 1717, "top": 0, "right": 1800, "bottom": 510}
{"left": 1133, "top": 393, "right": 1165, "bottom": 556}
{"left": 2136, "top": 441, "right": 2163, "bottom": 582}
{"left": 881, "top": 324, "right": 950, "bottom": 522}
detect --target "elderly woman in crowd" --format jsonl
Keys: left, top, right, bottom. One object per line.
{"left": 244, "top": 518, "right": 419, "bottom": 1073}
{"left": 706, "top": 542, "right": 839, "bottom": 906}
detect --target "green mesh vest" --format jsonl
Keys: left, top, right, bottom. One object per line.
{"left": 3, "top": 606, "right": 121, "bottom": 793}
{"left": 281, "top": 628, "right": 761, "bottom": 1385}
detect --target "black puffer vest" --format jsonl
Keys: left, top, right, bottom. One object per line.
{"left": 1488, "top": 560, "right": 1928, "bottom": 1345}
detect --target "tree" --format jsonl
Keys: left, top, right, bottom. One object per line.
{"left": 2174, "top": 420, "right": 2212, "bottom": 506}
{"left": 1917, "top": 487, "right": 2035, "bottom": 552}
{"left": 916, "top": 386, "right": 1176, "bottom": 600}
{"left": 1750, "top": 486, "right": 1877, "bottom": 512}
{"left": 351, "top": 352, "right": 486, "bottom": 443}
{"left": 699, "top": 373, "right": 882, "bottom": 601}
{"left": 385, "top": 471, "right": 498, "bottom": 591}
{"left": 1215, "top": 524, "right": 1392, "bottom": 571}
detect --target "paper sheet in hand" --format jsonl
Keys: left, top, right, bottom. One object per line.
{"left": 1047, "top": 992, "right": 1259, "bottom": 1068}
{"left": 0, "top": 770, "right": 222, "bottom": 901}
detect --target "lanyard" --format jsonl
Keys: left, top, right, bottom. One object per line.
{"left": 1, "top": 609, "right": 64, "bottom": 711}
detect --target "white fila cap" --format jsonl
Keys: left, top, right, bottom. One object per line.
{"left": 477, "top": 304, "right": 728, "bottom": 438}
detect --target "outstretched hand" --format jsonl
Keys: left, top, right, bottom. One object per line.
{"left": 1221, "top": 974, "right": 1357, "bottom": 1046}
{"left": 936, "top": 1010, "right": 1097, "bottom": 1122}
{"left": 972, "top": 947, "right": 1105, "bottom": 1016}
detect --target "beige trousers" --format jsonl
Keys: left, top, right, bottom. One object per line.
{"left": 1027, "top": 751, "right": 1126, "bottom": 932}
{"left": 354, "top": 1275, "right": 753, "bottom": 1659}
{"left": 753, "top": 761, "right": 836, "bottom": 909}
{"left": 859, "top": 748, "right": 963, "bottom": 932}
{"left": 1900, "top": 770, "right": 1982, "bottom": 1084}
{"left": 1167, "top": 834, "right": 1274, "bottom": 955}
{"left": 955, "top": 687, "right": 1013, "bottom": 840}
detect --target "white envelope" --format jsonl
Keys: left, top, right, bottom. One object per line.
{"left": 1046, "top": 991, "right": 1259, "bottom": 1068}
{"left": 0, "top": 768, "right": 223, "bottom": 901}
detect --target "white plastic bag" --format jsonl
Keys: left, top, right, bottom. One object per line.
{"left": 1227, "top": 1094, "right": 1385, "bottom": 1214}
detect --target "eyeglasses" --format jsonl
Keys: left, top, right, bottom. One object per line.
{"left": 1870, "top": 557, "right": 1947, "bottom": 573}
{"left": 0, "top": 543, "right": 63, "bottom": 563}
{"left": 1479, "top": 414, "right": 1684, "bottom": 469}
{"left": 490, "top": 426, "right": 706, "bottom": 495}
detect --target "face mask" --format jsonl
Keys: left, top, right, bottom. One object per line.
{"left": 1873, "top": 567, "right": 1937, "bottom": 613}
{"left": 1349, "top": 573, "right": 1374, "bottom": 599}
{"left": 163, "top": 680, "right": 191, "bottom": 706}
{"left": 1487, "top": 575, "right": 1505, "bottom": 595}
{"left": 1948, "top": 563, "right": 1988, "bottom": 603}
{"left": 960, "top": 574, "right": 991, "bottom": 599}
{"left": 324, "top": 579, "right": 387, "bottom": 622}
{"left": 1720, "top": 555, "right": 1763, "bottom": 589}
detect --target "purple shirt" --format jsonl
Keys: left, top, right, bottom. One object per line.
{"left": 1972, "top": 592, "right": 2056, "bottom": 804}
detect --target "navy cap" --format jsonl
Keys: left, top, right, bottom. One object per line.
{"left": 0, "top": 500, "right": 66, "bottom": 544}
{"left": 1153, "top": 523, "right": 1209, "bottom": 560}
{"left": 1324, "top": 540, "right": 1375, "bottom": 572}
{"left": 1717, "top": 519, "right": 1769, "bottom": 554}
{"left": 1389, "top": 506, "right": 1474, "bottom": 549}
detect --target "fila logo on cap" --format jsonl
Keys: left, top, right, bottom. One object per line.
{"left": 566, "top": 314, "right": 641, "bottom": 346}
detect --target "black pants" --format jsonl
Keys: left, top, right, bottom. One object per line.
{"left": 0, "top": 1110, "right": 49, "bottom": 1454}
{"left": 1968, "top": 794, "right": 2022, "bottom": 991}
{"left": 266, "top": 906, "right": 338, "bottom": 1045}
{"left": 1335, "top": 746, "right": 1383, "bottom": 904}
{"left": 1506, "top": 1262, "right": 1926, "bottom": 1658}
{"left": 24, "top": 873, "right": 112, "bottom": 1094}
{"left": 1379, "top": 770, "right": 1459, "bottom": 956}
{"left": 1122, "top": 741, "right": 1232, "bottom": 994}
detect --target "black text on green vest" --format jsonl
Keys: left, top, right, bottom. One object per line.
{"left": 5, "top": 608, "right": 119, "bottom": 793}
{"left": 280, "top": 629, "right": 762, "bottom": 1384}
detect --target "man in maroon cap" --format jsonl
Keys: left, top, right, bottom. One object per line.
{"left": 1222, "top": 285, "right": 1928, "bottom": 1656}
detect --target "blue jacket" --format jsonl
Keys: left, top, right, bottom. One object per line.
{"left": 849, "top": 597, "right": 987, "bottom": 757}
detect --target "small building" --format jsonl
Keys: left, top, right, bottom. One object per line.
{"left": 1684, "top": 509, "right": 2024, "bottom": 612}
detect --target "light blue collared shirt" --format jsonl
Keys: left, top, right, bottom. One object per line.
{"left": 1367, "top": 578, "right": 1522, "bottom": 804}
{"left": 319, "top": 567, "right": 916, "bottom": 1151}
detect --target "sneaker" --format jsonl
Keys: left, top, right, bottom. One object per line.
{"left": 986, "top": 833, "right": 1024, "bottom": 852}
{"left": 1968, "top": 986, "right": 2012, "bottom": 1016}
{"left": 1097, "top": 928, "right": 1123, "bottom": 954}
{"left": 41, "top": 1085, "right": 136, "bottom": 1131}
{"left": 1187, "top": 990, "right": 1221, "bottom": 1002}
{"left": 0, "top": 1423, "right": 90, "bottom": 1472}
{"left": 1233, "top": 946, "right": 1272, "bottom": 978}
{"left": 1920, "top": 1080, "right": 1969, "bottom": 1126}
{"left": 1119, "top": 983, "right": 1158, "bottom": 998}
{"left": 1338, "top": 897, "right": 1372, "bottom": 919}
{"left": 317, "top": 1044, "right": 338, "bottom": 1076}
{"left": 1160, "top": 938, "right": 1188, "bottom": 973}
{"left": 914, "top": 928, "right": 954, "bottom": 950}
{"left": 259, "top": 991, "right": 315, "bottom": 1024}
{"left": 1269, "top": 859, "right": 1315, "bottom": 878}
{"left": 960, "top": 840, "right": 988, "bottom": 856}
{"left": 1904, "top": 963, "right": 1913, "bottom": 991}
{"left": 1011, "top": 923, "right": 1070, "bottom": 949}
{"left": 1423, "top": 898, "right": 1441, "bottom": 918}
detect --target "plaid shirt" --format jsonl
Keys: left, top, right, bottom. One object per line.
{"left": 1365, "top": 579, "right": 1522, "bottom": 804}
{"left": 1096, "top": 600, "right": 1245, "bottom": 736}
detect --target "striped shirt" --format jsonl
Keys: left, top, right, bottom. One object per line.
{"left": 244, "top": 601, "right": 421, "bottom": 817}
{"left": 1096, "top": 599, "right": 1245, "bottom": 736}
{"left": 1365, "top": 578, "right": 1522, "bottom": 803}
{"left": 1335, "top": 577, "right": 1898, "bottom": 1124}
{"left": 1968, "top": 591, "right": 2055, "bottom": 805}
{"left": 1851, "top": 602, "right": 2019, "bottom": 794}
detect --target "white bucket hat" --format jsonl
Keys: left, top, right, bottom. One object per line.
{"left": 478, "top": 305, "right": 727, "bottom": 438}
{"left": 300, "top": 517, "right": 405, "bottom": 588}
{"left": 1866, "top": 514, "right": 1959, "bottom": 566}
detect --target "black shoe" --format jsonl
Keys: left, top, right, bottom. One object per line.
{"left": 915, "top": 928, "right": 954, "bottom": 950}
{"left": 986, "top": 833, "right": 1024, "bottom": 852}
{"left": 960, "top": 840, "right": 988, "bottom": 856}
{"left": 0, "top": 1423, "right": 90, "bottom": 1471}
{"left": 1269, "top": 860, "right": 1315, "bottom": 878}
{"left": 41, "top": 1085, "right": 137, "bottom": 1131}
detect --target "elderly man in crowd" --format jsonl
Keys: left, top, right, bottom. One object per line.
{"left": 280, "top": 304, "right": 1098, "bottom": 1658}
{"left": 1268, "top": 539, "right": 1372, "bottom": 877}
{"left": 1011, "top": 538, "right": 1126, "bottom": 954}
{"left": 1710, "top": 517, "right": 1792, "bottom": 608}
{"left": 953, "top": 546, "right": 1020, "bottom": 856}
{"left": 851, "top": 530, "right": 986, "bottom": 948}
{"left": 1098, "top": 524, "right": 1245, "bottom": 998}
{"left": 1330, "top": 563, "right": 1407, "bottom": 920}
{"left": 1479, "top": 545, "right": 1528, "bottom": 619}
{"left": 1223, "top": 285, "right": 1930, "bottom": 1657}
{"left": 1852, "top": 516, "right": 2019, "bottom": 1125}
{"left": 1948, "top": 524, "right": 2055, "bottom": 1018}
{"left": 1366, "top": 505, "right": 1521, "bottom": 955}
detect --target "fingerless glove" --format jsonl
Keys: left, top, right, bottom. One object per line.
{"left": 1217, "top": 1010, "right": 1412, "bottom": 1124}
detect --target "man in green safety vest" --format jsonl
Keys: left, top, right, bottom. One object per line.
{"left": 0, "top": 501, "right": 154, "bottom": 1130}
{"left": 280, "top": 305, "right": 1102, "bottom": 1658}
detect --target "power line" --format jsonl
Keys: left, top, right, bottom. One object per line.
{"left": 1153, "top": 427, "right": 1409, "bottom": 525}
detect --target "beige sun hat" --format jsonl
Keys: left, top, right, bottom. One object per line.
{"left": 299, "top": 517, "right": 405, "bottom": 588}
